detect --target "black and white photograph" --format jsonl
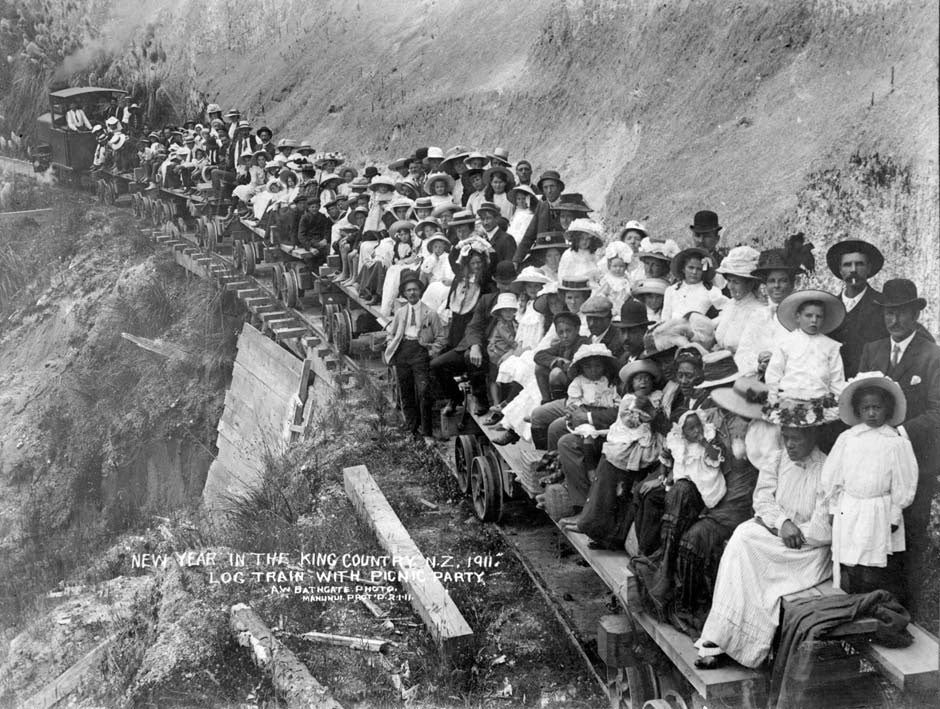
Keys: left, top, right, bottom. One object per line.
{"left": 0, "top": 1, "right": 937, "bottom": 707}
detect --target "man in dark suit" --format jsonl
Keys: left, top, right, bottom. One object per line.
{"left": 827, "top": 239, "right": 889, "bottom": 378}
{"left": 859, "top": 279, "right": 940, "bottom": 613}
{"left": 512, "top": 170, "right": 565, "bottom": 264}
{"left": 431, "top": 261, "right": 517, "bottom": 417}
{"left": 477, "top": 202, "right": 516, "bottom": 264}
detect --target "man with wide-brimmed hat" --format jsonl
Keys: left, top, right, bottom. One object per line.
{"left": 384, "top": 271, "right": 447, "bottom": 438}
{"left": 826, "top": 239, "right": 889, "bottom": 378}
{"left": 859, "top": 278, "right": 940, "bottom": 613}
{"left": 513, "top": 169, "right": 566, "bottom": 265}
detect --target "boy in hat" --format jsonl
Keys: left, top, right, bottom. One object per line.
{"left": 477, "top": 201, "right": 516, "bottom": 264}
{"left": 384, "top": 272, "right": 447, "bottom": 438}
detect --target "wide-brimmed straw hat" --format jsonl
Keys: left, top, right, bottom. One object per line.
{"left": 566, "top": 218, "right": 605, "bottom": 247}
{"left": 387, "top": 156, "right": 411, "bottom": 172}
{"left": 414, "top": 216, "right": 441, "bottom": 233}
{"left": 463, "top": 151, "right": 489, "bottom": 168}
{"left": 620, "top": 220, "right": 649, "bottom": 239}
{"left": 826, "top": 239, "right": 885, "bottom": 278}
{"left": 618, "top": 360, "right": 661, "bottom": 389}
{"left": 424, "top": 172, "right": 455, "bottom": 194}
{"left": 448, "top": 209, "right": 476, "bottom": 227}
{"left": 439, "top": 146, "right": 470, "bottom": 171}
{"left": 776, "top": 289, "right": 845, "bottom": 334}
{"left": 716, "top": 245, "right": 761, "bottom": 280}
{"left": 711, "top": 377, "right": 769, "bottom": 420}
{"left": 514, "top": 266, "right": 551, "bottom": 285}
{"left": 425, "top": 232, "right": 451, "bottom": 251}
{"left": 874, "top": 279, "right": 927, "bottom": 310}
{"left": 491, "top": 292, "right": 520, "bottom": 314}
{"left": 483, "top": 164, "right": 516, "bottom": 189}
{"left": 369, "top": 175, "right": 396, "bottom": 191}
{"left": 558, "top": 279, "right": 592, "bottom": 293}
{"left": 206, "top": 103, "right": 222, "bottom": 114}
{"left": 632, "top": 278, "right": 669, "bottom": 297}
{"left": 388, "top": 219, "right": 415, "bottom": 236}
{"left": 431, "top": 203, "right": 462, "bottom": 218}
{"left": 509, "top": 184, "right": 538, "bottom": 203}
{"left": 489, "top": 147, "right": 511, "bottom": 167}
{"left": 395, "top": 179, "right": 421, "bottom": 199}
{"left": 387, "top": 196, "right": 415, "bottom": 214}
{"left": 569, "top": 344, "right": 619, "bottom": 379}
{"left": 637, "top": 237, "right": 680, "bottom": 263}
{"left": 838, "top": 371, "right": 906, "bottom": 426}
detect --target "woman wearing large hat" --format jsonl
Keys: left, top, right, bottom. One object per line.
{"left": 528, "top": 230, "right": 567, "bottom": 282}
{"left": 713, "top": 246, "right": 764, "bottom": 354}
{"left": 637, "top": 237, "right": 680, "bottom": 281}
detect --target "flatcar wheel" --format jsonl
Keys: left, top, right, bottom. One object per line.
{"left": 454, "top": 435, "right": 481, "bottom": 495}
{"left": 626, "top": 664, "right": 660, "bottom": 708}
{"left": 271, "top": 263, "right": 285, "bottom": 301}
{"left": 323, "top": 304, "right": 339, "bottom": 342}
{"left": 232, "top": 240, "right": 244, "bottom": 272}
{"left": 205, "top": 221, "right": 217, "bottom": 253}
{"left": 241, "top": 242, "right": 256, "bottom": 276}
{"left": 150, "top": 200, "right": 162, "bottom": 226}
{"left": 332, "top": 309, "right": 352, "bottom": 355}
{"left": 642, "top": 691, "right": 688, "bottom": 709}
{"left": 470, "top": 454, "right": 502, "bottom": 522}
{"left": 283, "top": 269, "right": 299, "bottom": 308}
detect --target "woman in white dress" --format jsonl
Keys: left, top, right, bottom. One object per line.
{"left": 712, "top": 246, "right": 764, "bottom": 354}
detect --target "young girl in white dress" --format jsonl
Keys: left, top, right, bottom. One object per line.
{"left": 558, "top": 218, "right": 605, "bottom": 288}
{"left": 507, "top": 185, "right": 537, "bottom": 244}
{"left": 661, "top": 248, "right": 728, "bottom": 321}
{"left": 822, "top": 373, "right": 917, "bottom": 594}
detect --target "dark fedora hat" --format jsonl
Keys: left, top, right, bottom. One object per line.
{"left": 874, "top": 279, "right": 927, "bottom": 310}
{"left": 825, "top": 239, "right": 885, "bottom": 278}
{"left": 557, "top": 192, "right": 592, "bottom": 213}
{"left": 613, "top": 299, "right": 654, "bottom": 329}
{"left": 751, "top": 248, "right": 803, "bottom": 279}
{"left": 537, "top": 170, "right": 566, "bottom": 192}
{"left": 529, "top": 230, "right": 568, "bottom": 251}
{"left": 398, "top": 270, "right": 425, "bottom": 297}
{"left": 690, "top": 210, "right": 721, "bottom": 233}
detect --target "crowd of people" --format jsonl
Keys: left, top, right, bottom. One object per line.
{"left": 95, "top": 101, "right": 940, "bottom": 674}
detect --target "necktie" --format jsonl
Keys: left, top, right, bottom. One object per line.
{"left": 891, "top": 344, "right": 901, "bottom": 368}
{"left": 410, "top": 306, "right": 417, "bottom": 328}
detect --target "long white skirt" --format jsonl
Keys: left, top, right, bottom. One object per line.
{"left": 695, "top": 520, "right": 831, "bottom": 668}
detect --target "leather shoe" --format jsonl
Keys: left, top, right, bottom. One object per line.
{"left": 492, "top": 430, "right": 520, "bottom": 446}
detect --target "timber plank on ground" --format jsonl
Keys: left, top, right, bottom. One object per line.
{"left": 21, "top": 636, "right": 115, "bottom": 709}
{"left": 343, "top": 465, "right": 473, "bottom": 661}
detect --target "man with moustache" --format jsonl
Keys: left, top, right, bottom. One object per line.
{"left": 826, "top": 240, "right": 888, "bottom": 378}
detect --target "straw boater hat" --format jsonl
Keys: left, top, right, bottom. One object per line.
{"left": 388, "top": 220, "right": 415, "bottom": 237}
{"left": 637, "top": 237, "right": 680, "bottom": 263}
{"left": 566, "top": 218, "right": 605, "bottom": 249}
{"left": 826, "top": 239, "right": 885, "bottom": 278}
{"left": 716, "top": 245, "right": 761, "bottom": 280}
{"left": 632, "top": 278, "right": 669, "bottom": 297}
{"left": 530, "top": 230, "right": 568, "bottom": 251}
{"left": 448, "top": 209, "right": 476, "bottom": 227}
{"left": 463, "top": 151, "right": 489, "bottom": 168}
{"left": 398, "top": 270, "right": 425, "bottom": 297}
{"left": 483, "top": 164, "right": 516, "bottom": 189}
{"left": 558, "top": 278, "right": 593, "bottom": 293}
{"left": 489, "top": 147, "right": 511, "bottom": 167}
{"left": 425, "top": 232, "right": 451, "bottom": 251}
{"left": 395, "top": 179, "right": 421, "bottom": 199}
{"left": 276, "top": 138, "right": 297, "bottom": 150}
{"left": 514, "top": 266, "right": 551, "bottom": 285}
{"left": 776, "top": 289, "right": 846, "bottom": 334}
{"left": 568, "top": 344, "right": 619, "bottom": 380}
{"left": 839, "top": 371, "right": 907, "bottom": 427}
{"left": 349, "top": 176, "right": 370, "bottom": 191}
{"left": 711, "top": 377, "right": 769, "bottom": 420}
{"left": 439, "top": 146, "right": 470, "bottom": 171}
{"left": 297, "top": 140, "right": 315, "bottom": 154}
{"left": 424, "top": 171, "right": 455, "bottom": 194}
{"left": 618, "top": 360, "right": 661, "bottom": 389}
{"left": 476, "top": 201, "right": 501, "bottom": 216}
{"left": 490, "top": 292, "right": 520, "bottom": 314}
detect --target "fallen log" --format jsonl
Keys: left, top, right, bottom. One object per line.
{"left": 300, "top": 631, "right": 390, "bottom": 653}
{"left": 343, "top": 465, "right": 474, "bottom": 663}
{"left": 230, "top": 603, "right": 343, "bottom": 709}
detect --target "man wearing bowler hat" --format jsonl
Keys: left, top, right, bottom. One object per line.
{"left": 513, "top": 170, "right": 566, "bottom": 265}
{"left": 614, "top": 299, "right": 655, "bottom": 365}
{"left": 859, "top": 279, "right": 940, "bottom": 613}
{"left": 689, "top": 210, "right": 727, "bottom": 278}
{"left": 827, "top": 239, "right": 889, "bottom": 378}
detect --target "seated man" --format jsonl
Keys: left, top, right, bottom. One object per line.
{"left": 695, "top": 412, "right": 831, "bottom": 669}
{"left": 66, "top": 102, "right": 92, "bottom": 131}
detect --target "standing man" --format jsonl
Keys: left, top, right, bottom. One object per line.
{"left": 827, "top": 239, "right": 889, "bottom": 378}
{"left": 513, "top": 170, "right": 565, "bottom": 264}
{"left": 859, "top": 279, "right": 940, "bottom": 613}
{"left": 477, "top": 202, "right": 516, "bottom": 264}
{"left": 689, "top": 210, "right": 726, "bottom": 286}
{"left": 385, "top": 272, "right": 447, "bottom": 439}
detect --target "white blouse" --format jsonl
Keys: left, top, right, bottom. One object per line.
{"left": 661, "top": 281, "right": 728, "bottom": 321}
{"left": 714, "top": 293, "right": 765, "bottom": 353}
{"left": 765, "top": 329, "right": 846, "bottom": 400}
{"left": 733, "top": 300, "right": 789, "bottom": 375}
{"left": 822, "top": 424, "right": 917, "bottom": 585}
